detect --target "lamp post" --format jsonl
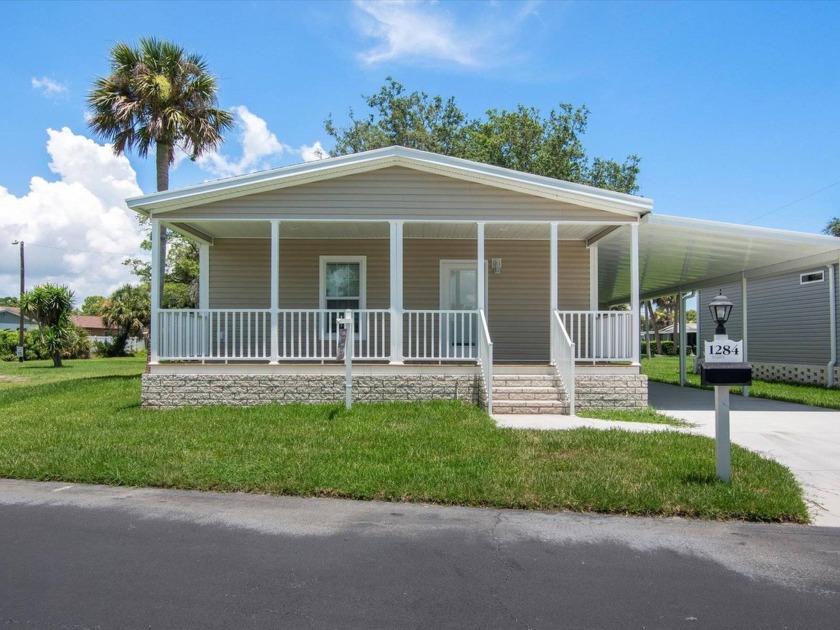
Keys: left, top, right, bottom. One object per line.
{"left": 700, "top": 290, "right": 751, "bottom": 483}
{"left": 11, "top": 240, "right": 24, "bottom": 362}
{"left": 709, "top": 292, "right": 733, "bottom": 336}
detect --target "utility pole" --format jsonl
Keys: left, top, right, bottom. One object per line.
{"left": 12, "top": 240, "right": 24, "bottom": 362}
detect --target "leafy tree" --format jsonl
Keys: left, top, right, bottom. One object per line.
{"left": 0, "top": 296, "right": 18, "bottom": 307}
{"left": 122, "top": 219, "right": 199, "bottom": 308}
{"left": 823, "top": 217, "right": 840, "bottom": 237}
{"left": 685, "top": 309, "right": 697, "bottom": 323}
{"left": 80, "top": 295, "right": 107, "bottom": 316}
{"left": 87, "top": 37, "right": 233, "bottom": 313}
{"left": 101, "top": 284, "right": 150, "bottom": 356}
{"left": 326, "top": 77, "right": 641, "bottom": 194}
{"left": 20, "top": 283, "right": 75, "bottom": 367}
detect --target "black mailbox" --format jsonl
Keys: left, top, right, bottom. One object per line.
{"left": 700, "top": 362, "right": 752, "bottom": 386}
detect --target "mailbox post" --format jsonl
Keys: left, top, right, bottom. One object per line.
{"left": 336, "top": 309, "right": 354, "bottom": 410}
{"left": 700, "top": 293, "right": 752, "bottom": 482}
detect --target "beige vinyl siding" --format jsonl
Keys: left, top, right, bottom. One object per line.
{"left": 208, "top": 237, "right": 589, "bottom": 362}
{"left": 163, "top": 167, "right": 633, "bottom": 223}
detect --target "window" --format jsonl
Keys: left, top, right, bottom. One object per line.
{"left": 800, "top": 270, "right": 824, "bottom": 285}
{"left": 320, "top": 256, "right": 366, "bottom": 337}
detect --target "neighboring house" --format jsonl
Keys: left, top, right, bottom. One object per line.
{"left": 71, "top": 315, "right": 144, "bottom": 353}
{"left": 126, "top": 147, "right": 840, "bottom": 412}
{"left": 699, "top": 266, "right": 840, "bottom": 386}
{"left": 645, "top": 323, "right": 697, "bottom": 348}
{"left": 0, "top": 307, "right": 37, "bottom": 331}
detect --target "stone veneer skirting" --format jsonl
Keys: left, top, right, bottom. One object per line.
{"left": 574, "top": 374, "right": 648, "bottom": 410}
{"left": 142, "top": 374, "right": 483, "bottom": 409}
{"left": 143, "top": 372, "right": 647, "bottom": 412}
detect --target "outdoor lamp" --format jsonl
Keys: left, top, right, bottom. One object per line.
{"left": 708, "top": 292, "right": 733, "bottom": 336}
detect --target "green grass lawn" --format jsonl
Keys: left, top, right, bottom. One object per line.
{"left": 642, "top": 355, "right": 840, "bottom": 409}
{"left": 577, "top": 407, "right": 692, "bottom": 427}
{"left": 0, "top": 356, "right": 809, "bottom": 522}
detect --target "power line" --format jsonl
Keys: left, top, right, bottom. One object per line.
{"left": 745, "top": 179, "right": 840, "bottom": 225}
{"left": 25, "top": 243, "right": 142, "bottom": 258}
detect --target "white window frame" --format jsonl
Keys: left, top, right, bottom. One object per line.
{"left": 800, "top": 270, "right": 825, "bottom": 285}
{"left": 319, "top": 256, "right": 367, "bottom": 339}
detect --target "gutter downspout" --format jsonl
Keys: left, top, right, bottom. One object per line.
{"left": 828, "top": 263, "right": 836, "bottom": 388}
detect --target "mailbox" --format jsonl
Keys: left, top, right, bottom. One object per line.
{"left": 700, "top": 362, "right": 752, "bottom": 386}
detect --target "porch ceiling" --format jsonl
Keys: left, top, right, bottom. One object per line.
{"left": 166, "top": 220, "right": 609, "bottom": 241}
{"left": 596, "top": 214, "right": 840, "bottom": 303}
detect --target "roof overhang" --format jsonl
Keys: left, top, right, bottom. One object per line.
{"left": 597, "top": 214, "right": 840, "bottom": 304}
{"left": 126, "top": 146, "right": 653, "bottom": 219}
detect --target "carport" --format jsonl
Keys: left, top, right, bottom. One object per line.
{"left": 592, "top": 214, "right": 840, "bottom": 386}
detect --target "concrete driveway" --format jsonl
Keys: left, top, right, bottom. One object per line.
{"left": 648, "top": 382, "right": 840, "bottom": 528}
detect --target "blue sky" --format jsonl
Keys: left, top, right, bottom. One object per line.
{"left": 1, "top": 0, "right": 839, "bottom": 299}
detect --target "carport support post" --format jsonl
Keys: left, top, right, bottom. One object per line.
{"left": 741, "top": 274, "right": 749, "bottom": 397}
{"left": 630, "top": 222, "right": 640, "bottom": 365}
{"left": 714, "top": 386, "right": 732, "bottom": 482}
{"left": 679, "top": 290, "right": 687, "bottom": 386}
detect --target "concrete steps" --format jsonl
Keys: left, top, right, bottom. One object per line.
{"left": 492, "top": 375, "right": 570, "bottom": 415}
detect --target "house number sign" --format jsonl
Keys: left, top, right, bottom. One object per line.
{"left": 704, "top": 339, "right": 743, "bottom": 363}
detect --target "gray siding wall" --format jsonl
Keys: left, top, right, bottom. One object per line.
{"left": 699, "top": 264, "right": 838, "bottom": 365}
{"left": 208, "top": 238, "right": 590, "bottom": 362}
{"left": 163, "top": 167, "right": 633, "bottom": 223}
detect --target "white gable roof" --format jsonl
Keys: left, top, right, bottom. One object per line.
{"left": 126, "top": 146, "right": 653, "bottom": 218}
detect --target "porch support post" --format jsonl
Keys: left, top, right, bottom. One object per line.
{"left": 269, "top": 220, "right": 280, "bottom": 365}
{"left": 150, "top": 218, "right": 161, "bottom": 364}
{"left": 199, "top": 243, "right": 210, "bottom": 310}
{"left": 742, "top": 273, "right": 749, "bottom": 396}
{"left": 589, "top": 244, "right": 599, "bottom": 311}
{"left": 477, "top": 222, "right": 486, "bottom": 312}
{"left": 550, "top": 222, "right": 559, "bottom": 362}
{"left": 630, "top": 222, "right": 640, "bottom": 366}
{"left": 389, "top": 221, "right": 404, "bottom": 364}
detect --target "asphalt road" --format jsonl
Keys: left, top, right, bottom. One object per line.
{"left": 1, "top": 480, "right": 838, "bottom": 629}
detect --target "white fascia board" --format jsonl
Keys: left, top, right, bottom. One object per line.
{"left": 127, "top": 146, "right": 653, "bottom": 219}
{"left": 645, "top": 213, "right": 840, "bottom": 248}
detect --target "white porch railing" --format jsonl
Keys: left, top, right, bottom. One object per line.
{"left": 159, "top": 309, "right": 272, "bottom": 361}
{"left": 278, "top": 309, "right": 390, "bottom": 360}
{"left": 551, "top": 310, "right": 575, "bottom": 416}
{"left": 403, "top": 310, "right": 479, "bottom": 361}
{"left": 157, "top": 309, "right": 390, "bottom": 361}
{"left": 557, "top": 311, "right": 634, "bottom": 362}
{"left": 478, "top": 310, "right": 493, "bottom": 414}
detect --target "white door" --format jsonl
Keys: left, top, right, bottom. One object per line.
{"left": 440, "top": 261, "right": 487, "bottom": 355}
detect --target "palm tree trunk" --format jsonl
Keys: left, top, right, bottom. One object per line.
{"left": 148, "top": 143, "right": 171, "bottom": 371}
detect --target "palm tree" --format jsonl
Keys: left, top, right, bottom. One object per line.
{"left": 87, "top": 38, "right": 234, "bottom": 336}
{"left": 20, "top": 283, "right": 75, "bottom": 367}
{"left": 101, "top": 284, "right": 150, "bottom": 356}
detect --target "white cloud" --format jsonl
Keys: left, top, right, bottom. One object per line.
{"left": 300, "top": 141, "right": 329, "bottom": 162}
{"left": 353, "top": 0, "right": 540, "bottom": 67}
{"left": 31, "top": 76, "right": 68, "bottom": 97}
{"left": 0, "top": 128, "right": 146, "bottom": 301}
{"left": 197, "top": 105, "right": 290, "bottom": 177}
{"left": 355, "top": 0, "right": 477, "bottom": 66}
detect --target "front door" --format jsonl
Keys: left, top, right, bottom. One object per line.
{"left": 440, "top": 260, "right": 487, "bottom": 354}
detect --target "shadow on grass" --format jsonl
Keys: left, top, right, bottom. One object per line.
{"left": 680, "top": 472, "right": 724, "bottom": 486}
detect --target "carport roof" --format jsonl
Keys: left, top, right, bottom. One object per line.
{"left": 596, "top": 214, "right": 840, "bottom": 304}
